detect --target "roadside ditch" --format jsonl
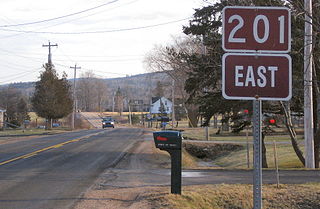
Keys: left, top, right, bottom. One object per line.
{"left": 182, "top": 140, "right": 244, "bottom": 168}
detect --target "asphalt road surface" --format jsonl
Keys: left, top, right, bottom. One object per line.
{"left": 0, "top": 128, "right": 143, "bottom": 209}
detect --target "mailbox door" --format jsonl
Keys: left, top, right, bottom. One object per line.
{"left": 153, "top": 131, "right": 182, "bottom": 150}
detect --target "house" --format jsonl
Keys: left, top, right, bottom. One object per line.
{"left": 150, "top": 97, "right": 172, "bottom": 114}
{"left": 0, "top": 108, "right": 5, "bottom": 128}
{"left": 129, "top": 99, "right": 149, "bottom": 112}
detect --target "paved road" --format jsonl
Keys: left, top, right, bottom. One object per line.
{"left": 0, "top": 128, "right": 143, "bottom": 209}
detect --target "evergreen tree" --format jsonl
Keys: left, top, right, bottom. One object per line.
{"left": 115, "top": 87, "right": 124, "bottom": 115}
{"left": 1, "top": 86, "right": 26, "bottom": 127}
{"left": 153, "top": 81, "right": 165, "bottom": 97}
{"left": 31, "top": 64, "right": 73, "bottom": 129}
{"left": 17, "top": 98, "right": 30, "bottom": 125}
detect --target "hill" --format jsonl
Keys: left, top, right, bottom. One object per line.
{"left": 0, "top": 72, "right": 173, "bottom": 110}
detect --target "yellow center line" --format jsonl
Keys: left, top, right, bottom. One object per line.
{"left": 22, "top": 153, "right": 38, "bottom": 159}
{"left": 0, "top": 131, "right": 104, "bottom": 166}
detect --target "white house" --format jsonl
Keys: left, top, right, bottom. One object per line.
{"left": 150, "top": 97, "right": 172, "bottom": 114}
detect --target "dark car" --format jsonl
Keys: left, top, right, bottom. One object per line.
{"left": 156, "top": 116, "right": 170, "bottom": 122}
{"left": 102, "top": 117, "right": 115, "bottom": 128}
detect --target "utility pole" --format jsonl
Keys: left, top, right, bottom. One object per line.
{"left": 42, "top": 41, "right": 58, "bottom": 65}
{"left": 112, "top": 92, "right": 115, "bottom": 113}
{"left": 304, "top": 0, "right": 315, "bottom": 168}
{"left": 127, "top": 99, "right": 132, "bottom": 126}
{"left": 70, "top": 64, "right": 81, "bottom": 130}
{"left": 171, "top": 79, "right": 176, "bottom": 128}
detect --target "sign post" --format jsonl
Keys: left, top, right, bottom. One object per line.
{"left": 253, "top": 98, "right": 262, "bottom": 208}
{"left": 222, "top": 6, "right": 291, "bottom": 209}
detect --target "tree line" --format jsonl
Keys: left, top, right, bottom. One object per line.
{"left": 0, "top": 64, "right": 170, "bottom": 129}
{"left": 0, "top": 64, "right": 109, "bottom": 129}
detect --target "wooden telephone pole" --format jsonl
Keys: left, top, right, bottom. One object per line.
{"left": 42, "top": 41, "right": 58, "bottom": 64}
{"left": 70, "top": 64, "right": 81, "bottom": 130}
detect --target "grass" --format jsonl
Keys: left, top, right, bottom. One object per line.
{"left": 148, "top": 146, "right": 198, "bottom": 169}
{"left": 0, "top": 128, "right": 68, "bottom": 136}
{"left": 181, "top": 127, "right": 304, "bottom": 142}
{"left": 211, "top": 143, "right": 304, "bottom": 169}
{"left": 156, "top": 183, "right": 320, "bottom": 209}
{"left": 180, "top": 126, "right": 306, "bottom": 168}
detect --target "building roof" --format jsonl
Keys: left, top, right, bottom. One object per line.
{"left": 151, "top": 97, "right": 161, "bottom": 104}
{"left": 151, "top": 97, "right": 171, "bottom": 104}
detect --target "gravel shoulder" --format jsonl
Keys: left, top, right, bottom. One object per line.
{"left": 73, "top": 131, "right": 168, "bottom": 209}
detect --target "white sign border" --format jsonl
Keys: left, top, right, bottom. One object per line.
{"left": 222, "top": 53, "right": 292, "bottom": 101}
{"left": 222, "top": 6, "right": 291, "bottom": 53}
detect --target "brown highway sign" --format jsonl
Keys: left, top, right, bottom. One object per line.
{"left": 222, "top": 53, "right": 292, "bottom": 101}
{"left": 222, "top": 6, "right": 291, "bottom": 53}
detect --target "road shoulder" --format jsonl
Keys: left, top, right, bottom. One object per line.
{"left": 73, "top": 130, "right": 169, "bottom": 209}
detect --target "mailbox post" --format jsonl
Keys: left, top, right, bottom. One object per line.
{"left": 153, "top": 131, "right": 182, "bottom": 194}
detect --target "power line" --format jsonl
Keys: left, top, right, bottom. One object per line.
{"left": 81, "top": 67, "right": 129, "bottom": 76}
{"left": 0, "top": 48, "right": 143, "bottom": 58}
{"left": 0, "top": 17, "right": 190, "bottom": 35}
{"left": 0, "top": 68, "right": 42, "bottom": 84}
{"left": 54, "top": 57, "right": 142, "bottom": 62}
{"left": 54, "top": 63, "right": 128, "bottom": 76}
{"left": 32, "top": 0, "right": 141, "bottom": 30}
{"left": 0, "top": 0, "right": 120, "bottom": 28}
{"left": 0, "top": 0, "right": 140, "bottom": 39}
{"left": 0, "top": 47, "right": 44, "bottom": 62}
{"left": 0, "top": 61, "right": 39, "bottom": 73}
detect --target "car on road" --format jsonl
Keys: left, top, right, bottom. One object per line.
{"left": 102, "top": 117, "right": 115, "bottom": 128}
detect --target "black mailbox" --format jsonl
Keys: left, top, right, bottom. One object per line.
{"left": 153, "top": 131, "right": 182, "bottom": 150}
{"left": 153, "top": 130, "right": 182, "bottom": 195}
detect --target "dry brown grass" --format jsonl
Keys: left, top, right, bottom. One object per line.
{"left": 149, "top": 147, "right": 198, "bottom": 169}
{"left": 152, "top": 183, "right": 320, "bottom": 209}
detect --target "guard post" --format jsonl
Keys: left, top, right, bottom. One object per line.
{"left": 153, "top": 130, "right": 182, "bottom": 194}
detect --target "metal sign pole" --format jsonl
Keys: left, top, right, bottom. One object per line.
{"left": 253, "top": 99, "right": 262, "bottom": 209}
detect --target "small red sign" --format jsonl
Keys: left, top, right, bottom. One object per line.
{"left": 222, "top": 53, "right": 292, "bottom": 101}
{"left": 222, "top": 6, "right": 290, "bottom": 53}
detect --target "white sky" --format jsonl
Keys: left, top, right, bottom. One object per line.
{"left": 0, "top": 0, "right": 205, "bottom": 84}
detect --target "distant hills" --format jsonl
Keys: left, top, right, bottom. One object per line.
{"left": 1, "top": 72, "right": 173, "bottom": 106}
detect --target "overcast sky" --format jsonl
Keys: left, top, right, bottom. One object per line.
{"left": 0, "top": 0, "right": 205, "bottom": 84}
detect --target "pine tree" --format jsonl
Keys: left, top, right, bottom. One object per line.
{"left": 31, "top": 64, "right": 73, "bottom": 129}
{"left": 153, "top": 81, "right": 164, "bottom": 97}
{"left": 17, "top": 98, "right": 30, "bottom": 125}
{"left": 114, "top": 87, "right": 124, "bottom": 115}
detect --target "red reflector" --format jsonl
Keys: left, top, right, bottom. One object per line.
{"left": 269, "top": 119, "right": 276, "bottom": 124}
{"left": 157, "top": 136, "right": 168, "bottom": 141}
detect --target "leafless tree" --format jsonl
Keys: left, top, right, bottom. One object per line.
{"left": 76, "top": 71, "right": 108, "bottom": 112}
{"left": 144, "top": 36, "right": 202, "bottom": 127}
